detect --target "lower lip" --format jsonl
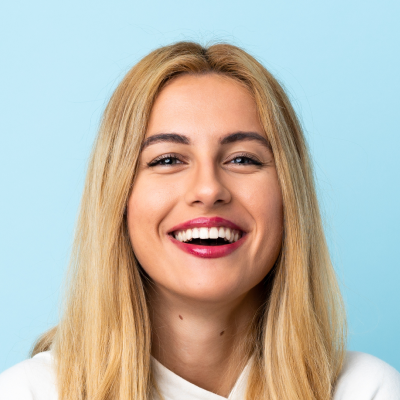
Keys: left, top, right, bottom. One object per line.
{"left": 169, "top": 234, "right": 247, "bottom": 258}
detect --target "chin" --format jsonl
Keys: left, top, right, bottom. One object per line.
{"left": 166, "top": 277, "right": 256, "bottom": 304}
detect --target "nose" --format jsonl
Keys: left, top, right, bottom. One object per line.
{"left": 184, "top": 162, "right": 232, "bottom": 209}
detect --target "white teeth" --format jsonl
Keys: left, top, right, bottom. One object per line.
{"left": 209, "top": 227, "right": 218, "bottom": 239}
{"left": 177, "top": 231, "right": 183, "bottom": 242}
{"left": 199, "top": 227, "right": 209, "bottom": 239}
{"left": 192, "top": 228, "right": 199, "bottom": 238}
{"left": 173, "top": 227, "right": 242, "bottom": 243}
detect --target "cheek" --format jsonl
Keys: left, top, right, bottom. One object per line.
{"left": 239, "top": 174, "right": 283, "bottom": 260}
{"left": 259, "top": 188, "right": 283, "bottom": 234}
{"left": 241, "top": 173, "right": 283, "bottom": 226}
{"left": 126, "top": 177, "right": 179, "bottom": 254}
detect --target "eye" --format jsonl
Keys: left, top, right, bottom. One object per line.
{"left": 147, "top": 154, "right": 185, "bottom": 167}
{"left": 227, "top": 154, "right": 263, "bottom": 166}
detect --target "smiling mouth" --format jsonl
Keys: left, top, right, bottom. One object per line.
{"left": 169, "top": 227, "right": 243, "bottom": 246}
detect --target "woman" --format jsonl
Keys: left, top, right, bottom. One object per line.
{"left": 1, "top": 42, "right": 399, "bottom": 400}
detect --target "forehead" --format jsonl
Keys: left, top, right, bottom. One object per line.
{"left": 146, "top": 73, "right": 263, "bottom": 139}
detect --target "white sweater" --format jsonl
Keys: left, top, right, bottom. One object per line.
{"left": 0, "top": 351, "right": 399, "bottom": 399}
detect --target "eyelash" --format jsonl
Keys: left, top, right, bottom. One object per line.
{"left": 147, "top": 154, "right": 185, "bottom": 167}
{"left": 147, "top": 153, "right": 264, "bottom": 167}
{"left": 229, "top": 153, "right": 264, "bottom": 166}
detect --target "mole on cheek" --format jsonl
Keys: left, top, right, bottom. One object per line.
{"left": 179, "top": 315, "right": 183, "bottom": 320}
{"left": 220, "top": 331, "right": 225, "bottom": 336}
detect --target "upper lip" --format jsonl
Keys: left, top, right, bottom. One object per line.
{"left": 167, "top": 216, "right": 246, "bottom": 234}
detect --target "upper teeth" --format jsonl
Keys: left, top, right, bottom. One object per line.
{"left": 173, "top": 227, "right": 241, "bottom": 243}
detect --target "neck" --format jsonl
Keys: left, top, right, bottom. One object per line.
{"left": 147, "top": 284, "right": 263, "bottom": 397}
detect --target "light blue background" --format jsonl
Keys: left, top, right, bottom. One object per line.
{"left": 1, "top": 0, "right": 399, "bottom": 373}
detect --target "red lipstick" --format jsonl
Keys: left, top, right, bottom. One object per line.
{"left": 169, "top": 235, "right": 247, "bottom": 258}
{"left": 167, "top": 217, "right": 247, "bottom": 259}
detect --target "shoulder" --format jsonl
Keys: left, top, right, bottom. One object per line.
{"left": 0, "top": 352, "right": 57, "bottom": 400}
{"left": 333, "top": 351, "right": 400, "bottom": 400}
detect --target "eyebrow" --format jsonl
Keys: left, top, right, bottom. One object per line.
{"left": 141, "top": 133, "right": 190, "bottom": 151}
{"left": 219, "top": 131, "right": 271, "bottom": 150}
{"left": 140, "top": 131, "right": 271, "bottom": 151}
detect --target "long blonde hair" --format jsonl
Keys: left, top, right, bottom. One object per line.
{"left": 32, "top": 41, "right": 346, "bottom": 400}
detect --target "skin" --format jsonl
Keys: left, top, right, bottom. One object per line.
{"left": 127, "top": 73, "right": 283, "bottom": 397}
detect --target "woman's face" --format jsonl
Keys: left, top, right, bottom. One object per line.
{"left": 127, "top": 73, "right": 283, "bottom": 303}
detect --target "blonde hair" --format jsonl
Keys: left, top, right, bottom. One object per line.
{"left": 32, "top": 41, "right": 346, "bottom": 400}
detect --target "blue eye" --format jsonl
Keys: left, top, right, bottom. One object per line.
{"left": 230, "top": 156, "right": 262, "bottom": 165}
{"left": 148, "top": 155, "right": 184, "bottom": 167}
{"left": 148, "top": 153, "right": 264, "bottom": 168}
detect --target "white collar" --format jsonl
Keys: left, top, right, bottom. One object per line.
{"left": 151, "top": 356, "right": 252, "bottom": 400}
